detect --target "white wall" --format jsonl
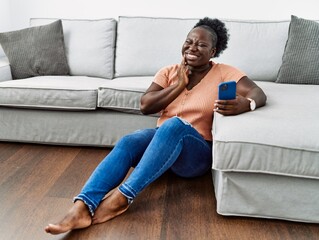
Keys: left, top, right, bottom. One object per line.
{"left": 0, "top": 0, "right": 11, "bottom": 32}
{"left": 5, "top": 0, "right": 319, "bottom": 31}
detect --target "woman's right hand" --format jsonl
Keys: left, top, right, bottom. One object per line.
{"left": 177, "top": 55, "right": 190, "bottom": 88}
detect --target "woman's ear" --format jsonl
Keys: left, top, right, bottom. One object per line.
{"left": 211, "top": 48, "right": 217, "bottom": 58}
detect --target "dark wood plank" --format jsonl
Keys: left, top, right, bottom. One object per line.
{"left": 0, "top": 144, "right": 83, "bottom": 240}
{"left": 0, "top": 142, "right": 319, "bottom": 240}
{"left": 47, "top": 147, "right": 110, "bottom": 198}
{"left": 0, "top": 142, "right": 24, "bottom": 162}
{"left": 159, "top": 172, "right": 217, "bottom": 240}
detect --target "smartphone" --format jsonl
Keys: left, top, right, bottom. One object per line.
{"left": 218, "top": 81, "right": 236, "bottom": 100}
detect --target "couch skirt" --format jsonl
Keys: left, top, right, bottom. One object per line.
{"left": 0, "top": 107, "right": 157, "bottom": 147}
{"left": 213, "top": 170, "right": 319, "bottom": 223}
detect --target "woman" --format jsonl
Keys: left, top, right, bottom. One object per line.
{"left": 45, "top": 17, "right": 267, "bottom": 235}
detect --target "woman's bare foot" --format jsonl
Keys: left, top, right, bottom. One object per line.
{"left": 92, "top": 189, "right": 130, "bottom": 224}
{"left": 44, "top": 200, "right": 92, "bottom": 235}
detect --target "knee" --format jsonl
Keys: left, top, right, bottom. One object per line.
{"left": 116, "top": 129, "right": 155, "bottom": 150}
{"left": 161, "top": 116, "right": 191, "bottom": 130}
{"left": 116, "top": 132, "right": 141, "bottom": 149}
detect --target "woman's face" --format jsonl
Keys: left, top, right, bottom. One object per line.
{"left": 182, "top": 27, "right": 216, "bottom": 67}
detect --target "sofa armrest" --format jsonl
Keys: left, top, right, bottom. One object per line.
{"left": 0, "top": 57, "right": 12, "bottom": 82}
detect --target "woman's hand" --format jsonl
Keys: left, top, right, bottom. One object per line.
{"left": 214, "top": 95, "right": 250, "bottom": 116}
{"left": 177, "top": 55, "right": 190, "bottom": 88}
{"left": 214, "top": 76, "right": 267, "bottom": 116}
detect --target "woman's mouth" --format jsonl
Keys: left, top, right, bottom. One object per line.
{"left": 185, "top": 53, "right": 199, "bottom": 61}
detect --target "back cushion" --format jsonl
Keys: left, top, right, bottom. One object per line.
{"left": 116, "top": 16, "right": 290, "bottom": 82}
{"left": 217, "top": 20, "right": 290, "bottom": 82}
{"left": 115, "top": 16, "right": 197, "bottom": 77}
{"left": 30, "top": 18, "right": 117, "bottom": 79}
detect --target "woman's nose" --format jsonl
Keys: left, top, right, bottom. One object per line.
{"left": 188, "top": 44, "right": 197, "bottom": 51}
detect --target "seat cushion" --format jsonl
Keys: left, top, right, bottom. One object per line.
{"left": 97, "top": 76, "right": 153, "bottom": 114}
{"left": 213, "top": 81, "right": 319, "bottom": 179}
{"left": 30, "top": 18, "right": 117, "bottom": 79}
{"left": 0, "top": 76, "right": 109, "bottom": 110}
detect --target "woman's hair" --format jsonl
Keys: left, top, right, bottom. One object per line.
{"left": 193, "top": 17, "right": 229, "bottom": 58}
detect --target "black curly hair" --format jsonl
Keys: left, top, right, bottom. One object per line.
{"left": 193, "top": 17, "right": 229, "bottom": 58}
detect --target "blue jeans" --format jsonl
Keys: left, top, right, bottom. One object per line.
{"left": 74, "top": 117, "right": 212, "bottom": 215}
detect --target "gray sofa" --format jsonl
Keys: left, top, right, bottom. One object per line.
{"left": 0, "top": 16, "right": 318, "bottom": 223}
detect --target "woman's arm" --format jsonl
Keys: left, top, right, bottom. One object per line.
{"left": 140, "top": 82, "right": 178, "bottom": 115}
{"left": 237, "top": 76, "right": 267, "bottom": 108}
{"left": 140, "top": 82, "right": 184, "bottom": 115}
{"left": 214, "top": 76, "right": 267, "bottom": 116}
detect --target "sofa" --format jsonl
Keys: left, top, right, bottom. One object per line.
{"left": 0, "top": 15, "right": 318, "bottom": 224}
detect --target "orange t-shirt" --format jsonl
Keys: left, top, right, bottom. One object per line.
{"left": 153, "top": 61, "right": 246, "bottom": 141}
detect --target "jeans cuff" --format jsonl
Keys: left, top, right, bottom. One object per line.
{"left": 117, "top": 187, "right": 134, "bottom": 205}
{"left": 73, "top": 196, "right": 95, "bottom": 216}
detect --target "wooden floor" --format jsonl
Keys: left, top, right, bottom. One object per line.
{"left": 0, "top": 142, "right": 318, "bottom": 240}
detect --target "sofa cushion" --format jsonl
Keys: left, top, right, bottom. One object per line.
{"left": 30, "top": 18, "right": 117, "bottom": 79}
{"left": 115, "top": 16, "right": 289, "bottom": 82}
{"left": 115, "top": 16, "right": 197, "bottom": 77}
{"left": 213, "top": 81, "right": 319, "bottom": 179}
{"left": 217, "top": 20, "right": 290, "bottom": 82}
{"left": 0, "top": 76, "right": 109, "bottom": 110}
{"left": 98, "top": 76, "right": 153, "bottom": 114}
{"left": 0, "top": 20, "right": 70, "bottom": 79}
{"left": 276, "top": 15, "right": 319, "bottom": 84}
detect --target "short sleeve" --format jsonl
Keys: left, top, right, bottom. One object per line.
{"left": 153, "top": 64, "right": 179, "bottom": 88}
{"left": 218, "top": 63, "right": 246, "bottom": 82}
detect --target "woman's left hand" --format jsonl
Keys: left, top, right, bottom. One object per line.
{"left": 214, "top": 95, "right": 250, "bottom": 116}
{"left": 214, "top": 76, "right": 267, "bottom": 116}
